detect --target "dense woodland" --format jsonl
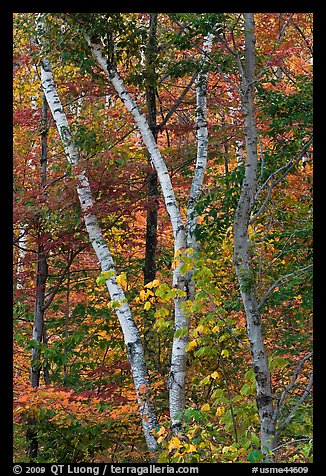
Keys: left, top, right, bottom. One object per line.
{"left": 13, "top": 13, "right": 313, "bottom": 463}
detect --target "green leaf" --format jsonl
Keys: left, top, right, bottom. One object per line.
{"left": 245, "top": 368, "right": 255, "bottom": 381}
{"left": 212, "top": 389, "right": 223, "bottom": 399}
{"left": 251, "top": 432, "right": 260, "bottom": 447}
{"left": 248, "top": 449, "right": 263, "bottom": 462}
{"left": 240, "top": 383, "right": 253, "bottom": 396}
{"left": 271, "top": 357, "right": 288, "bottom": 370}
{"left": 174, "top": 327, "right": 188, "bottom": 338}
{"left": 199, "top": 375, "right": 211, "bottom": 385}
{"left": 96, "top": 269, "right": 116, "bottom": 286}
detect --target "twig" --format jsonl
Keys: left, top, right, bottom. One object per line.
{"left": 43, "top": 174, "right": 68, "bottom": 190}
{"left": 276, "top": 371, "right": 313, "bottom": 438}
{"left": 157, "top": 73, "right": 197, "bottom": 131}
{"left": 250, "top": 136, "right": 313, "bottom": 223}
{"left": 253, "top": 14, "right": 295, "bottom": 84}
{"left": 42, "top": 248, "right": 83, "bottom": 311}
{"left": 202, "top": 289, "right": 251, "bottom": 351}
{"left": 258, "top": 264, "right": 313, "bottom": 310}
{"left": 272, "top": 437, "right": 312, "bottom": 453}
{"left": 272, "top": 352, "right": 313, "bottom": 427}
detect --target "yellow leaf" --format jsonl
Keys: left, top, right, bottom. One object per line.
{"left": 186, "top": 340, "right": 198, "bottom": 352}
{"left": 186, "top": 443, "right": 197, "bottom": 453}
{"left": 168, "top": 436, "right": 181, "bottom": 451}
{"left": 193, "top": 324, "right": 204, "bottom": 337}
{"left": 201, "top": 403, "right": 210, "bottom": 412}
{"left": 144, "top": 279, "right": 160, "bottom": 289}
{"left": 144, "top": 301, "right": 151, "bottom": 311}
{"left": 221, "top": 349, "right": 229, "bottom": 358}
{"left": 174, "top": 248, "right": 184, "bottom": 258}
{"left": 144, "top": 281, "right": 154, "bottom": 289}
{"left": 116, "top": 272, "right": 127, "bottom": 288}
{"left": 215, "top": 407, "right": 225, "bottom": 417}
{"left": 211, "top": 371, "right": 220, "bottom": 379}
{"left": 139, "top": 289, "right": 147, "bottom": 301}
{"left": 156, "top": 426, "right": 166, "bottom": 437}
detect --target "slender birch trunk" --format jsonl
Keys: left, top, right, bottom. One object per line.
{"left": 31, "top": 243, "right": 48, "bottom": 387}
{"left": 16, "top": 224, "right": 27, "bottom": 290}
{"left": 185, "top": 33, "right": 213, "bottom": 298}
{"left": 87, "top": 31, "right": 212, "bottom": 432}
{"left": 39, "top": 55, "right": 158, "bottom": 452}
{"left": 86, "top": 38, "right": 189, "bottom": 432}
{"left": 233, "top": 13, "right": 276, "bottom": 455}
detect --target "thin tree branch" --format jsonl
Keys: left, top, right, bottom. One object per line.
{"left": 14, "top": 243, "right": 38, "bottom": 254}
{"left": 272, "top": 437, "right": 312, "bottom": 453}
{"left": 253, "top": 14, "right": 295, "bottom": 84}
{"left": 258, "top": 264, "right": 312, "bottom": 310}
{"left": 250, "top": 136, "right": 313, "bottom": 223}
{"left": 42, "top": 248, "right": 82, "bottom": 311}
{"left": 288, "top": 17, "right": 313, "bottom": 56}
{"left": 272, "top": 352, "right": 313, "bottom": 426}
{"left": 156, "top": 72, "right": 198, "bottom": 131}
{"left": 202, "top": 289, "right": 251, "bottom": 351}
{"left": 276, "top": 371, "right": 313, "bottom": 438}
{"left": 43, "top": 173, "right": 68, "bottom": 190}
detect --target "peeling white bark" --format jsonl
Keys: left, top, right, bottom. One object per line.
{"left": 16, "top": 224, "right": 27, "bottom": 290}
{"left": 186, "top": 34, "right": 213, "bottom": 253}
{"left": 87, "top": 38, "right": 185, "bottom": 254}
{"left": 233, "top": 13, "right": 276, "bottom": 455}
{"left": 87, "top": 37, "right": 189, "bottom": 431}
{"left": 87, "top": 30, "right": 213, "bottom": 434}
{"left": 39, "top": 54, "right": 158, "bottom": 452}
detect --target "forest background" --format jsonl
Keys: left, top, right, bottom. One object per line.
{"left": 12, "top": 12, "right": 313, "bottom": 464}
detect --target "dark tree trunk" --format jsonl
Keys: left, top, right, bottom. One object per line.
{"left": 31, "top": 93, "right": 49, "bottom": 388}
{"left": 144, "top": 13, "right": 159, "bottom": 285}
{"left": 31, "top": 244, "right": 48, "bottom": 388}
{"left": 28, "top": 93, "right": 49, "bottom": 460}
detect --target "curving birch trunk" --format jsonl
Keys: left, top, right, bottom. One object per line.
{"left": 87, "top": 31, "right": 213, "bottom": 432}
{"left": 233, "top": 13, "right": 276, "bottom": 455}
{"left": 87, "top": 38, "right": 188, "bottom": 432}
{"left": 38, "top": 54, "right": 158, "bottom": 452}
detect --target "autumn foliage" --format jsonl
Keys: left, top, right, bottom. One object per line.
{"left": 13, "top": 13, "right": 313, "bottom": 463}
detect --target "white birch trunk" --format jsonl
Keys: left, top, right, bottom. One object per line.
{"left": 233, "top": 14, "right": 276, "bottom": 455}
{"left": 87, "top": 37, "right": 191, "bottom": 432}
{"left": 16, "top": 224, "right": 27, "bottom": 290}
{"left": 186, "top": 34, "right": 212, "bottom": 253}
{"left": 87, "top": 39, "right": 185, "bottom": 253}
{"left": 185, "top": 34, "right": 213, "bottom": 300}
{"left": 87, "top": 31, "right": 213, "bottom": 433}
{"left": 39, "top": 55, "right": 158, "bottom": 452}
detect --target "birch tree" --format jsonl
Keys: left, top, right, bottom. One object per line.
{"left": 185, "top": 33, "right": 213, "bottom": 299}
{"left": 83, "top": 18, "right": 213, "bottom": 433}
{"left": 233, "top": 13, "right": 276, "bottom": 455}
{"left": 36, "top": 19, "right": 158, "bottom": 451}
